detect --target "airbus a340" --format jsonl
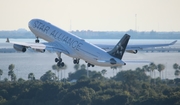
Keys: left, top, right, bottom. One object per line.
{"left": 7, "top": 19, "right": 177, "bottom": 67}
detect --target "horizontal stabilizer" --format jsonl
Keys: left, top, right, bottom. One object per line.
{"left": 124, "top": 60, "right": 151, "bottom": 64}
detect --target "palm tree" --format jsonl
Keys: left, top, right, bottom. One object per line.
{"left": 173, "top": 63, "right": 179, "bottom": 70}
{"left": 101, "top": 69, "right": 107, "bottom": 77}
{"left": 157, "top": 64, "right": 165, "bottom": 79}
{"left": 174, "top": 70, "right": 180, "bottom": 78}
{"left": 0, "top": 69, "right": 3, "bottom": 81}
{"left": 80, "top": 64, "right": 86, "bottom": 70}
{"left": 111, "top": 66, "right": 117, "bottom": 76}
{"left": 149, "top": 63, "right": 157, "bottom": 78}
{"left": 52, "top": 64, "right": 67, "bottom": 81}
{"left": 142, "top": 65, "right": 152, "bottom": 84}
{"left": 74, "top": 64, "right": 80, "bottom": 71}
{"left": 117, "top": 65, "right": 122, "bottom": 72}
{"left": 173, "top": 63, "right": 180, "bottom": 78}
{"left": 52, "top": 64, "right": 60, "bottom": 80}
{"left": 11, "top": 73, "right": 16, "bottom": 81}
{"left": 142, "top": 65, "right": 150, "bottom": 75}
{"left": 8, "top": 70, "right": 15, "bottom": 81}
{"left": 8, "top": 64, "right": 15, "bottom": 81}
{"left": 28, "top": 73, "right": 35, "bottom": 80}
{"left": 8, "top": 70, "right": 14, "bottom": 77}
{"left": 8, "top": 64, "right": 15, "bottom": 71}
{"left": 52, "top": 64, "right": 58, "bottom": 76}
{"left": 63, "top": 64, "right": 67, "bottom": 79}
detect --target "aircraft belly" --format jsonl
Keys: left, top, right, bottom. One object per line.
{"left": 78, "top": 45, "right": 116, "bottom": 66}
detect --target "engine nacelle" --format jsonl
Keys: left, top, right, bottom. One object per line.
{"left": 13, "top": 44, "right": 26, "bottom": 52}
{"left": 126, "top": 50, "right": 138, "bottom": 54}
{"left": 34, "top": 49, "right": 45, "bottom": 53}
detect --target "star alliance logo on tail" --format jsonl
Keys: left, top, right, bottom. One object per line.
{"left": 116, "top": 43, "right": 124, "bottom": 56}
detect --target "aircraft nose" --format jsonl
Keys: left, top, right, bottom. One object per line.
{"left": 28, "top": 19, "right": 35, "bottom": 29}
{"left": 28, "top": 19, "right": 38, "bottom": 30}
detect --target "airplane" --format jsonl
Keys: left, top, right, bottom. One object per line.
{"left": 6, "top": 19, "right": 177, "bottom": 67}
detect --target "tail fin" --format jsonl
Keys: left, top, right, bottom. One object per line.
{"left": 6, "top": 38, "right": 10, "bottom": 43}
{"left": 108, "top": 34, "right": 130, "bottom": 60}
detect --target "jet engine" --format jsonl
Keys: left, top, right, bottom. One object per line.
{"left": 126, "top": 50, "right": 138, "bottom": 54}
{"left": 13, "top": 44, "right": 26, "bottom": 52}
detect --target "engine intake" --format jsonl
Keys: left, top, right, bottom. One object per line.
{"left": 13, "top": 44, "right": 26, "bottom": 52}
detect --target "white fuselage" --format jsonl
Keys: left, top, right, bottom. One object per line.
{"left": 28, "top": 19, "right": 125, "bottom": 66}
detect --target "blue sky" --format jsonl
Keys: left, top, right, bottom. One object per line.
{"left": 0, "top": 0, "right": 180, "bottom": 31}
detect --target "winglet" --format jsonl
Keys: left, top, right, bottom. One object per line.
{"left": 108, "top": 34, "right": 130, "bottom": 60}
{"left": 170, "top": 40, "right": 177, "bottom": 45}
{"left": 6, "top": 38, "right": 10, "bottom": 43}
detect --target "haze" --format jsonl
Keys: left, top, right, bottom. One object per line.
{"left": 0, "top": 0, "right": 180, "bottom": 31}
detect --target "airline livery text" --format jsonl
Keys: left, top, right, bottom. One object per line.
{"left": 33, "top": 20, "right": 83, "bottom": 51}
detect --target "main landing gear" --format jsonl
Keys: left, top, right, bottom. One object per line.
{"left": 85, "top": 61, "right": 94, "bottom": 67}
{"left": 35, "top": 37, "right": 40, "bottom": 43}
{"left": 55, "top": 57, "right": 65, "bottom": 67}
{"left": 73, "top": 58, "right": 80, "bottom": 64}
{"left": 55, "top": 53, "right": 65, "bottom": 67}
{"left": 87, "top": 63, "right": 94, "bottom": 67}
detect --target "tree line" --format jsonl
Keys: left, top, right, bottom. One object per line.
{"left": 0, "top": 63, "right": 180, "bottom": 105}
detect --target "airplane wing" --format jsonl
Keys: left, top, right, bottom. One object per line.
{"left": 6, "top": 38, "right": 69, "bottom": 54}
{"left": 96, "top": 40, "right": 177, "bottom": 54}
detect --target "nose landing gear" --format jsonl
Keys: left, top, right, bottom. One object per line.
{"left": 35, "top": 37, "right": 40, "bottom": 43}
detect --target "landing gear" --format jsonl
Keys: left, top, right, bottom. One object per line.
{"left": 55, "top": 52, "right": 64, "bottom": 67}
{"left": 73, "top": 58, "right": 80, "bottom": 64}
{"left": 87, "top": 63, "right": 94, "bottom": 67}
{"left": 35, "top": 37, "right": 40, "bottom": 43}
{"left": 57, "top": 61, "right": 64, "bottom": 67}
{"left": 55, "top": 58, "right": 62, "bottom": 63}
{"left": 55, "top": 57, "right": 64, "bottom": 67}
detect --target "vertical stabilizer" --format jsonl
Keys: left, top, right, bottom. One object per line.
{"left": 108, "top": 34, "right": 130, "bottom": 59}
{"left": 6, "top": 38, "right": 10, "bottom": 43}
